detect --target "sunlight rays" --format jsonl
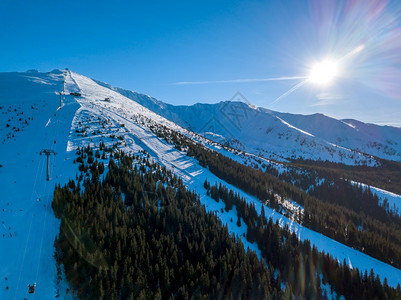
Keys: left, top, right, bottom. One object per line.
{"left": 173, "top": 1, "right": 401, "bottom": 108}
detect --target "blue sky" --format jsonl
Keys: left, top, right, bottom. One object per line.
{"left": 1, "top": 0, "right": 401, "bottom": 126}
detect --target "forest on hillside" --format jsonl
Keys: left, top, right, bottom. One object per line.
{"left": 204, "top": 179, "right": 400, "bottom": 299}
{"left": 53, "top": 147, "right": 280, "bottom": 299}
{"left": 148, "top": 122, "right": 401, "bottom": 270}
{"left": 52, "top": 146, "right": 401, "bottom": 299}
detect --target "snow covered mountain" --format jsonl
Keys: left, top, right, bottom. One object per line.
{"left": 2, "top": 69, "right": 401, "bottom": 298}
{"left": 98, "top": 81, "right": 401, "bottom": 165}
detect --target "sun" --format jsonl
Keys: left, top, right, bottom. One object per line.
{"left": 308, "top": 59, "right": 340, "bottom": 86}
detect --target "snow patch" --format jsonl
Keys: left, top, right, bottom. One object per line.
{"left": 276, "top": 116, "right": 315, "bottom": 137}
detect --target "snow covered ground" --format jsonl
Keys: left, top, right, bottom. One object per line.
{"left": 1, "top": 69, "right": 401, "bottom": 300}
{"left": 67, "top": 71, "right": 401, "bottom": 288}
{"left": 103, "top": 84, "right": 401, "bottom": 166}
{"left": 350, "top": 180, "right": 401, "bottom": 215}
{"left": 0, "top": 70, "right": 78, "bottom": 299}
{"left": 370, "top": 186, "right": 401, "bottom": 214}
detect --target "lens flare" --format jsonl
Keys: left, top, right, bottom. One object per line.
{"left": 307, "top": 0, "right": 401, "bottom": 99}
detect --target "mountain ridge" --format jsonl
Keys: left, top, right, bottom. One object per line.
{"left": 93, "top": 79, "right": 401, "bottom": 165}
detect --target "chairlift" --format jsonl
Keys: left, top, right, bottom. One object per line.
{"left": 28, "top": 283, "right": 36, "bottom": 294}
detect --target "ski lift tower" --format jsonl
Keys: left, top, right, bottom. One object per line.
{"left": 40, "top": 149, "right": 56, "bottom": 181}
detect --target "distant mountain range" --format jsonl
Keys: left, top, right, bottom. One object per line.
{"left": 96, "top": 80, "right": 401, "bottom": 165}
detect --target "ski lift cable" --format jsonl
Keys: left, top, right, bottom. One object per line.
{"left": 13, "top": 153, "right": 47, "bottom": 300}
{"left": 13, "top": 155, "right": 46, "bottom": 299}
{"left": 31, "top": 117, "right": 59, "bottom": 287}
{"left": 29, "top": 129, "right": 59, "bottom": 299}
{"left": 32, "top": 102, "right": 64, "bottom": 298}
{"left": 33, "top": 174, "right": 54, "bottom": 300}
{"left": 14, "top": 100, "right": 62, "bottom": 299}
{"left": 27, "top": 134, "right": 59, "bottom": 298}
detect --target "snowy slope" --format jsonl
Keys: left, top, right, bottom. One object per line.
{"left": 350, "top": 180, "right": 401, "bottom": 216}
{"left": 2, "top": 69, "right": 401, "bottom": 300}
{"left": 68, "top": 72, "right": 401, "bottom": 288}
{"left": 273, "top": 111, "right": 401, "bottom": 162}
{"left": 99, "top": 82, "right": 401, "bottom": 165}
{"left": 0, "top": 70, "right": 78, "bottom": 299}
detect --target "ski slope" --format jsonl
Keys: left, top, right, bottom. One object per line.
{"left": 1, "top": 69, "right": 401, "bottom": 300}
{"left": 0, "top": 70, "right": 78, "bottom": 299}
{"left": 67, "top": 71, "right": 401, "bottom": 288}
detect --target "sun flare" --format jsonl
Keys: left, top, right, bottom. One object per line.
{"left": 308, "top": 59, "right": 340, "bottom": 86}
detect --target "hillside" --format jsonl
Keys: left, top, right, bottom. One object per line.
{"left": 98, "top": 81, "right": 401, "bottom": 166}
{"left": 1, "top": 70, "right": 401, "bottom": 298}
